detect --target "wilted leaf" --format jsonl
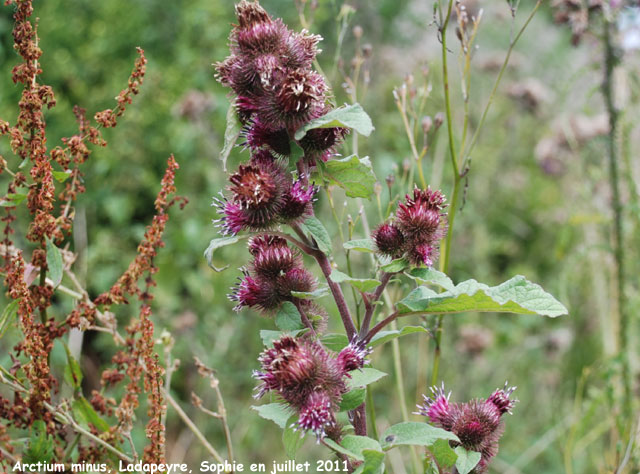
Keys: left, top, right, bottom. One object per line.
{"left": 220, "top": 102, "right": 242, "bottom": 171}
{"left": 204, "top": 236, "right": 240, "bottom": 272}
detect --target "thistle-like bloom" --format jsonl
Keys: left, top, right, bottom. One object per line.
{"left": 337, "top": 338, "right": 371, "bottom": 373}
{"left": 299, "top": 126, "right": 349, "bottom": 163}
{"left": 254, "top": 335, "right": 366, "bottom": 438}
{"left": 279, "top": 177, "right": 317, "bottom": 223}
{"left": 229, "top": 235, "right": 316, "bottom": 314}
{"left": 373, "top": 187, "right": 448, "bottom": 267}
{"left": 372, "top": 222, "right": 405, "bottom": 259}
{"left": 416, "top": 382, "right": 518, "bottom": 473}
{"left": 214, "top": 160, "right": 287, "bottom": 235}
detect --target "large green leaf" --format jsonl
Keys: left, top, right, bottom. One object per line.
{"left": 301, "top": 217, "right": 332, "bottom": 255}
{"left": 331, "top": 269, "right": 381, "bottom": 292}
{"left": 204, "top": 236, "right": 240, "bottom": 272}
{"left": 251, "top": 403, "right": 292, "bottom": 429}
{"left": 454, "top": 447, "right": 482, "bottom": 474}
{"left": 322, "top": 155, "right": 377, "bottom": 199}
{"left": 359, "top": 450, "right": 385, "bottom": 474}
{"left": 45, "top": 237, "right": 63, "bottom": 287}
{"left": 369, "top": 326, "right": 429, "bottom": 348}
{"left": 321, "top": 333, "right": 350, "bottom": 351}
{"left": 380, "top": 422, "right": 458, "bottom": 450}
{"left": 220, "top": 102, "right": 241, "bottom": 171}
{"left": 275, "top": 302, "right": 305, "bottom": 331}
{"left": 294, "top": 103, "right": 374, "bottom": 140}
{"left": 347, "top": 368, "right": 387, "bottom": 390}
{"left": 342, "top": 435, "right": 382, "bottom": 460}
{"left": 380, "top": 258, "right": 409, "bottom": 273}
{"left": 397, "top": 276, "right": 568, "bottom": 317}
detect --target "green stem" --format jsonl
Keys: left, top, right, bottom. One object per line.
{"left": 365, "top": 386, "right": 379, "bottom": 440}
{"left": 602, "top": 19, "right": 631, "bottom": 418}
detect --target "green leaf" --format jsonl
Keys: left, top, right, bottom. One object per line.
{"left": 347, "top": 368, "right": 387, "bottom": 389}
{"left": 283, "top": 416, "right": 305, "bottom": 459}
{"left": 275, "top": 302, "right": 305, "bottom": 331}
{"left": 301, "top": 217, "right": 332, "bottom": 255}
{"left": 397, "top": 275, "right": 568, "bottom": 317}
{"left": 220, "top": 102, "right": 242, "bottom": 172}
{"left": 342, "top": 435, "right": 382, "bottom": 459}
{"left": 204, "top": 236, "right": 240, "bottom": 272}
{"left": 359, "top": 449, "right": 385, "bottom": 474}
{"left": 0, "top": 299, "right": 20, "bottom": 340}
{"left": 322, "top": 155, "right": 377, "bottom": 199}
{"left": 330, "top": 269, "right": 381, "bottom": 292}
{"left": 321, "top": 333, "right": 350, "bottom": 351}
{"left": 294, "top": 103, "right": 374, "bottom": 140}
{"left": 324, "top": 438, "right": 359, "bottom": 459}
{"left": 380, "top": 258, "right": 409, "bottom": 273}
{"left": 72, "top": 397, "right": 110, "bottom": 432}
{"left": 259, "top": 329, "right": 303, "bottom": 347}
{"left": 0, "top": 193, "right": 28, "bottom": 206}
{"left": 344, "top": 239, "right": 376, "bottom": 253}
{"left": 251, "top": 403, "right": 292, "bottom": 429}
{"left": 290, "top": 140, "right": 305, "bottom": 161}
{"left": 290, "top": 286, "right": 330, "bottom": 299}
{"left": 62, "top": 341, "right": 83, "bottom": 391}
{"left": 369, "top": 326, "right": 429, "bottom": 348}
{"left": 45, "top": 237, "right": 63, "bottom": 287}
{"left": 52, "top": 170, "right": 72, "bottom": 182}
{"left": 339, "top": 388, "right": 366, "bottom": 411}
{"left": 23, "top": 420, "right": 54, "bottom": 464}
{"left": 430, "top": 439, "right": 457, "bottom": 468}
{"left": 406, "top": 268, "right": 455, "bottom": 291}
{"left": 380, "top": 422, "right": 458, "bottom": 450}
{"left": 454, "top": 447, "right": 482, "bottom": 474}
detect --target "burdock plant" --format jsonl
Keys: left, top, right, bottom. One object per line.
{"left": 206, "top": 1, "right": 567, "bottom": 473}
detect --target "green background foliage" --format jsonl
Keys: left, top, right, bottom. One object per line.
{"left": 1, "top": 0, "right": 638, "bottom": 472}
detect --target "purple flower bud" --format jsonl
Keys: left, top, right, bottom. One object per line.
{"left": 272, "top": 69, "right": 327, "bottom": 129}
{"left": 299, "top": 126, "right": 349, "bottom": 162}
{"left": 234, "top": 0, "right": 271, "bottom": 29}
{"left": 337, "top": 338, "right": 371, "bottom": 373}
{"left": 396, "top": 187, "right": 446, "bottom": 235}
{"left": 416, "top": 382, "right": 517, "bottom": 473}
{"left": 278, "top": 267, "right": 316, "bottom": 297}
{"left": 279, "top": 178, "right": 317, "bottom": 223}
{"left": 244, "top": 119, "right": 291, "bottom": 156}
{"left": 298, "top": 391, "right": 335, "bottom": 438}
{"left": 407, "top": 241, "right": 436, "bottom": 267}
{"left": 249, "top": 235, "right": 298, "bottom": 279}
{"left": 416, "top": 383, "right": 453, "bottom": 431}
{"left": 372, "top": 222, "right": 405, "bottom": 258}
{"left": 228, "top": 272, "right": 279, "bottom": 312}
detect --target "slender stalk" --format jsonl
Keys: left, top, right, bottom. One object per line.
{"left": 359, "top": 271, "right": 393, "bottom": 338}
{"left": 162, "top": 388, "right": 225, "bottom": 465}
{"left": 365, "top": 386, "right": 379, "bottom": 440}
{"left": 602, "top": 18, "right": 631, "bottom": 418}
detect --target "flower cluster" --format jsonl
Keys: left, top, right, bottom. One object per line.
{"left": 416, "top": 383, "right": 517, "bottom": 473}
{"left": 254, "top": 335, "right": 369, "bottom": 438}
{"left": 214, "top": 150, "right": 316, "bottom": 235}
{"left": 229, "top": 235, "right": 316, "bottom": 313}
{"left": 372, "top": 187, "right": 448, "bottom": 267}
{"left": 215, "top": 0, "right": 347, "bottom": 162}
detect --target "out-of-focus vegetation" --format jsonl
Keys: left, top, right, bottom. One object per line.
{"left": 0, "top": 0, "right": 638, "bottom": 472}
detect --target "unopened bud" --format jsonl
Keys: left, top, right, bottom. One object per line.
{"left": 421, "top": 116, "right": 433, "bottom": 134}
{"left": 374, "top": 182, "right": 382, "bottom": 196}
{"left": 386, "top": 174, "right": 395, "bottom": 190}
{"left": 353, "top": 25, "right": 363, "bottom": 39}
{"left": 362, "top": 43, "right": 373, "bottom": 58}
{"left": 403, "top": 158, "right": 411, "bottom": 172}
{"left": 434, "top": 112, "right": 445, "bottom": 130}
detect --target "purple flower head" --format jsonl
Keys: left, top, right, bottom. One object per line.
{"left": 396, "top": 187, "right": 447, "bottom": 236}
{"left": 297, "top": 391, "right": 335, "bottom": 439}
{"left": 299, "top": 124, "right": 349, "bottom": 162}
{"left": 416, "top": 383, "right": 453, "bottom": 430}
{"left": 407, "top": 241, "right": 436, "bottom": 267}
{"left": 249, "top": 235, "right": 298, "bottom": 279}
{"left": 337, "top": 338, "right": 371, "bottom": 373}
{"left": 244, "top": 119, "right": 291, "bottom": 156}
{"left": 277, "top": 267, "right": 316, "bottom": 297}
{"left": 279, "top": 177, "right": 317, "bottom": 223}
{"left": 234, "top": 0, "right": 271, "bottom": 29}
{"left": 254, "top": 336, "right": 346, "bottom": 410}
{"left": 284, "top": 30, "right": 322, "bottom": 69}
{"left": 228, "top": 271, "right": 280, "bottom": 312}
{"left": 216, "top": 161, "right": 288, "bottom": 235}
{"left": 486, "top": 382, "right": 518, "bottom": 415}
{"left": 416, "top": 382, "right": 517, "bottom": 473}
{"left": 372, "top": 222, "right": 405, "bottom": 258}
{"left": 372, "top": 187, "right": 448, "bottom": 268}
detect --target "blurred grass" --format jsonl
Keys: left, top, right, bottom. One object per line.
{"left": 0, "top": 0, "right": 638, "bottom": 472}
